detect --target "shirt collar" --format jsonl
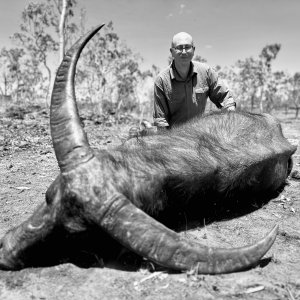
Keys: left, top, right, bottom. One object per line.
{"left": 169, "top": 60, "right": 197, "bottom": 81}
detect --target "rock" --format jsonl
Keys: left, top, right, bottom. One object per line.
{"left": 290, "top": 170, "right": 300, "bottom": 180}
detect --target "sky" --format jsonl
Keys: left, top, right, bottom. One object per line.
{"left": 0, "top": 0, "right": 299, "bottom": 74}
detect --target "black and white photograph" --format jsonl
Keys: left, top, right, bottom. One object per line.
{"left": 0, "top": 0, "right": 299, "bottom": 299}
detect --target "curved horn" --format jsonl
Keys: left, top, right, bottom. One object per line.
{"left": 99, "top": 194, "right": 278, "bottom": 274}
{"left": 50, "top": 24, "right": 105, "bottom": 172}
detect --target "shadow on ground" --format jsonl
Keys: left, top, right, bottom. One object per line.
{"left": 13, "top": 186, "right": 285, "bottom": 272}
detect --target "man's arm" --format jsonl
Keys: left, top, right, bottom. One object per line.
{"left": 153, "top": 78, "right": 170, "bottom": 129}
{"left": 207, "top": 67, "right": 236, "bottom": 111}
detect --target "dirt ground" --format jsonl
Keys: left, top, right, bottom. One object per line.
{"left": 0, "top": 106, "right": 299, "bottom": 300}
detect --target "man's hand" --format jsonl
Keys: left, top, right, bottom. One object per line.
{"left": 127, "top": 120, "right": 158, "bottom": 141}
{"left": 227, "top": 105, "right": 236, "bottom": 112}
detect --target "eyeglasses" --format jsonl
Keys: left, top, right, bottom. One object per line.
{"left": 173, "top": 44, "right": 194, "bottom": 52}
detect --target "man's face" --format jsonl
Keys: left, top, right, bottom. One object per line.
{"left": 170, "top": 34, "right": 195, "bottom": 65}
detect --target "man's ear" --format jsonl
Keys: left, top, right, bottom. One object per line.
{"left": 170, "top": 48, "right": 175, "bottom": 57}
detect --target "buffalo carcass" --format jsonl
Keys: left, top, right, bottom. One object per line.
{"left": 0, "top": 24, "right": 297, "bottom": 274}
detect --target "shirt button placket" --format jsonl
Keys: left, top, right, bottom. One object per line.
{"left": 186, "top": 81, "right": 191, "bottom": 119}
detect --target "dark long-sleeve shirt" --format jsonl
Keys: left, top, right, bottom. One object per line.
{"left": 153, "top": 61, "right": 236, "bottom": 128}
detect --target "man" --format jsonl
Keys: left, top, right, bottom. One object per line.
{"left": 153, "top": 32, "right": 236, "bottom": 130}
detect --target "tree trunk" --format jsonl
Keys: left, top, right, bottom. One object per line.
{"left": 251, "top": 93, "right": 255, "bottom": 112}
{"left": 4, "top": 75, "right": 8, "bottom": 96}
{"left": 15, "top": 76, "right": 20, "bottom": 102}
{"left": 44, "top": 61, "right": 52, "bottom": 107}
{"left": 116, "top": 99, "right": 123, "bottom": 125}
{"left": 259, "top": 87, "right": 264, "bottom": 113}
{"left": 59, "top": 0, "right": 68, "bottom": 63}
{"left": 295, "top": 107, "right": 300, "bottom": 119}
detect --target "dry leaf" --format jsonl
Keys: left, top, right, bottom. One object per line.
{"left": 244, "top": 285, "right": 265, "bottom": 294}
{"left": 15, "top": 186, "right": 31, "bottom": 190}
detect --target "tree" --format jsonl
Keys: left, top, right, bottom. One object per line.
{"left": 59, "top": 0, "right": 68, "bottom": 61}
{"left": 193, "top": 54, "right": 207, "bottom": 63}
{"left": 258, "top": 44, "right": 281, "bottom": 112}
{"left": 115, "top": 49, "right": 141, "bottom": 111}
{"left": 259, "top": 44, "right": 281, "bottom": 71}
{"left": 12, "top": 2, "right": 59, "bottom": 104}
{"left": 236, "top": 57, "right": 263, "bottom": 111}
{"left": 47, "top": 0, "right": 78, "bottom": 61}
{"left": 230, "top": 44, "right": 281, "bottom": 112}
{"left": 11, "top": 0, "right": 78, "bottom": 105}
{"left": 0, "top": 48, "right": 25, "bottom": 100}
{"left": 0, "top": 47, "right": 45, "bottom": 102}
{"left": 76, "top": 21, "right": 143, "bottom": 115}
{"left": 287, "top": 72, "right": 300, "bottom": 118}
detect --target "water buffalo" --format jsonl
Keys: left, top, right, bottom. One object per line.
{"left": 0, "top": 24, "right": 297, "bottom": 274}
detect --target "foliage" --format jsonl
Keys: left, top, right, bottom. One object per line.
{"left": 0, "top": 48, "right": 24, "bottom": 97}
{"left": 285, "top": 72, "right": 300, "bottom": 117}
{"left": 11, "top": 2, "right": 57, "bottom": 104}
{"left": 193, "top": 54, "right": 207, "bottom": 64}
{"left": 0, "top": 47, "right": 44, "bottom": 102}
{"left": 76, "top": 21, "right": 145, "bottom": 116}
{"left": 219, "top": 44, "right": 286, "bottom": 113}
{"left": 46, "top": 0, "right": 79, "bottom": 57}
{"left": 5, "top": 0, "right": 79, "bottom": 105}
